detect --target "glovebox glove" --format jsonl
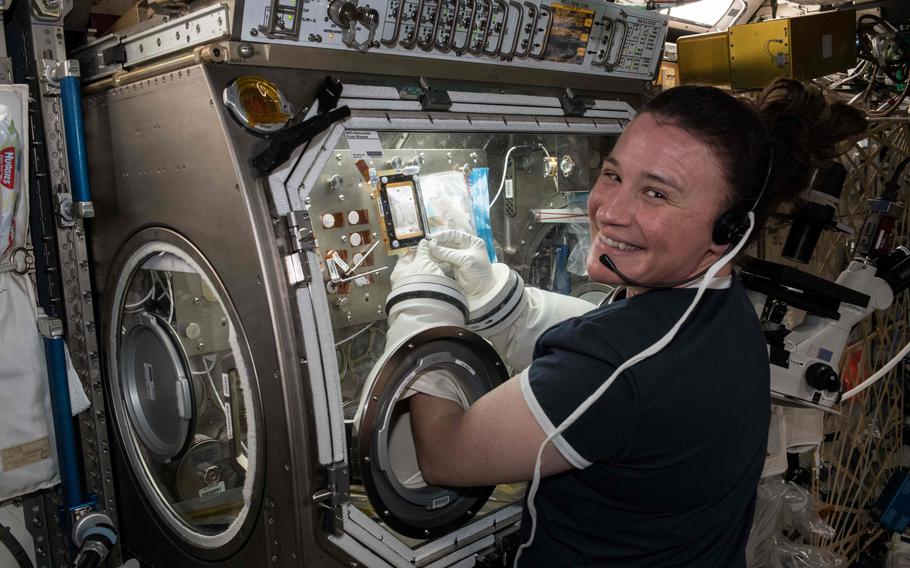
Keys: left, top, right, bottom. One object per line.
{"left": 427, "top": 230, "right": 494, "bottom": 297}
{"left": 389, "top": 239, "right": 447, "bottom": 289}
{"left": 402, "top": 368, "right": 470, "bottom": 407}
{"left": 483, "top": 287, "right": 594, "bottom": 372}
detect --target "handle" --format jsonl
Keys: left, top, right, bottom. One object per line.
{"left": 418, "top": 0, "right": 444, "bottom": 50}
{"left": 531, "top": 3, "right": 552, "bottom": 60}
{"left": 515, "top": 1, "right": 539, "bottom": 58}
{"left": 468, "top": 0, "right": 492, "bottom": 54}
{"left": 400, "top": 0, "right": 426, "bottom": 48}
{"left": 434, "top": 0, "right": 461, "bottom": 52}
{"left": 500, "top": 0, "right": 523, "bottom": 58}
{"left": 483, "top": 0, "right": 508, "bottom": 56}
{"left": 381, "top": 0, "right": 405, "bottom": 45}
{"left": 453, "top": 0, "right": 479, "bottom": 55}
{"left": 603, "top": 17, "right": 627, "bottom": 72}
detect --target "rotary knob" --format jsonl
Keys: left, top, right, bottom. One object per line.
{"left": 805, "top": 362, "right": 840, "bottom": 392}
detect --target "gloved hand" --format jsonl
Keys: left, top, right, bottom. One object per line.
{"left": 389, "top": 239, "right": 447, "bottom": 289}
{"left": 427, "top": 230, "right": 493, "bottom": 297}
{"left": 403, "top": 368, "right": 470, "bottom": 408}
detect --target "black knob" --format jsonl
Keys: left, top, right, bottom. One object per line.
{"left": 805, "top": 362, "right": 840, "bottom": 392}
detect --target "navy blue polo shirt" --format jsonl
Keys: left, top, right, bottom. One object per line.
{"left": 518, "top": 277, "right": 770, "bottom": 567}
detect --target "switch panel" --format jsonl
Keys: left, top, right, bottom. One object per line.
{"left": 241, "top": 0, "right": 667, "bottom": 81}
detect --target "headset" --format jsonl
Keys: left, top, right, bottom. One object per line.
{"left": 515, "top": 152, "right": 774, "bottom": 567}
{"left": 598, "top": 154, "right": 774, "bottom": 290}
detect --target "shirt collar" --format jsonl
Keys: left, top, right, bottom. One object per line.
{"left": 682, "top": 275, "right": 732, "bottom": 289}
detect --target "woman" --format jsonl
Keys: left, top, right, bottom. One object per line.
{"left": 399, "top": 79, "right": 866, "bottom": 567}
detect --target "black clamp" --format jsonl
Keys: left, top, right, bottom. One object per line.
{"left": 559, "top": 88, "right": 592, "bottom": 117}
{"left": 253, "top": 76, "right": 351, "bottom": 174}
{"left": 417, "top": 77, "right": 451, "bottom": 111}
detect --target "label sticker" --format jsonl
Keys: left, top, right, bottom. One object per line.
{"left": 345, "top": 130, "right": 384, "bottom": 160}
{"left": 199, "top": 481, "right": 226, "bottom": 499}
{"left": 2, "top": 437, "right": 51, "bottom": 472}
{"left": 822, "top": 35, "right": 833, "bottom": 59}
{"left": 224, "top": 402, "right": 234, "bottom": 440}
{"left": 0, "top": 147, "right": 16, "bottom": 189}
{"left": 222, "top": 372, "right": 230, "bottom": 399}
{"left": 544, "top": 3, "right": 596, "bottom": 65}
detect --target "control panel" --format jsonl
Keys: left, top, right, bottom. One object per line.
{"left": 240, "top": 0, "right": 667, "bottom": 80}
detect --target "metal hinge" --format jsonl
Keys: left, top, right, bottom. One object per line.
{"left": 312, "top": 462, "right": 349, "bottom": 536}
{"left": 284, "top": 210, "right": 315, "bottom": 286}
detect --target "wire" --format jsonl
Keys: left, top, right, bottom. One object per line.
{"left": 191, "top": 356, "right": 216, "bottom": 375}
{"left": 514, "top": 213, "right": 756, "bottom": 567}
{"left": 335, "top": 322, "right": 375, "bottom": 347}
{"left": 0, "top": 522, "right": 33, "bottom": 568}
{"left": 841, "top": 339, "right": 910, "bottom": 401}
{"left": 124, "top": 283, "right": 156, "bottom": 309}
{"left": 489, "top": 145, "right": 535, "bottom": 207}
{"left": 166, "top": 273, "right": 175, "bottom": 324}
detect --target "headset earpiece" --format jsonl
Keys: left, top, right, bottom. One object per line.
{"left": 712, "top": 210, "right": 749, "bottom": 246}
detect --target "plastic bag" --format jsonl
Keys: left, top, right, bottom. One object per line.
{"left": 770, "top": 535, "right": 845, "bottom": 568}
{"left": 420, "top": 171, "right": 476, "bottom": 237}
{"left": 747, "top": 477, "right": 838, "bottom": 568}
{"left": 566, "top": 223, "right": 591, "bottom": 276}
{"left": 0, "top": 91, "right": 26, "bottom": 257}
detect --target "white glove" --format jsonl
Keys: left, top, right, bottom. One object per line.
{"left": 389, "top": 239, "right": 447, "bottom": 289}
{"left": 427, "top": 230, "right": 493, "bottom": 297}
{"left": 402, "top": 368, "right": 469, "bottom": 407}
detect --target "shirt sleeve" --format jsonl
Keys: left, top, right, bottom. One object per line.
{"left": 519, "top": 317, "right": 639, "bottom": 469}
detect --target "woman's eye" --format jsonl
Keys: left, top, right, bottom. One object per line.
{"left": 645, "top": 189, "right": 666, "bottom": 200}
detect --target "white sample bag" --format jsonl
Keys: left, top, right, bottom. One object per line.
{"left": 0, "top": 85, "right": 90, "bottom": 501}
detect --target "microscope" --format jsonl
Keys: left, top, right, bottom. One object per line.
{"left": 740, "top": 161, "right": 910, "bottom": 410}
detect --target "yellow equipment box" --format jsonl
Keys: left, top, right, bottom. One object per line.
{"left": 678, "top": 10, "right": 856, "bottom": 90}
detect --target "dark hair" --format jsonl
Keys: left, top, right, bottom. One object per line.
{"left": 640, "top": 79, "right": 867, "bottom": 233}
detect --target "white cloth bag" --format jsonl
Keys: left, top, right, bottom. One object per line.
{"left": 0, "top": 85, "right": 90, "bottom": 501}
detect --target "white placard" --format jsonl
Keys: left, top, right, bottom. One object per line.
{"left": 345, "top": 130, "right": 384, "bottom": 160}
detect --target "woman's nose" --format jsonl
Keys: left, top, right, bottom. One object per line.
{"left": 593, "top": 185, "right": 635, "bottom": 227}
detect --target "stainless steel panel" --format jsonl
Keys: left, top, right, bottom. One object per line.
{"left": 83, "top": 64, "right": 342, "bottom": 566}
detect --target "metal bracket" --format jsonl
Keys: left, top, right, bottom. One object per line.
{"left": 284, "top": 210, "right": 315, "bottom": 286}
{"left": 312, "top": 461, "right": 349, "bottom": 536}
{"left": 55, "top": 191, "right": 76, "bottom": 226}
{"left": 37, "top": 313, "right": 64, "bottom": 338}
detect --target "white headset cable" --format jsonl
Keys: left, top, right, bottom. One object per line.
{"left": 514, "top": 213, "right": 756, "bottom": 567}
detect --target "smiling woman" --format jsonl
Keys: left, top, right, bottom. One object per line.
{"left": 401, "top": 78, "right": 867, "bottom": 568}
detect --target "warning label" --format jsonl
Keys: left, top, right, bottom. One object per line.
{"left": 544, "top": 3, "right": 596, "bottom": 65}
{"left": 2, "top": 437, "right": 51, "bottom": 472}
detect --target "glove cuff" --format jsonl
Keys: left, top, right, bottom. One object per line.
{"left": 465, "top": 265, "right": 525, "bottom": 336}
{"left": 385, "top": 274, "right": 469, "bottom": 321}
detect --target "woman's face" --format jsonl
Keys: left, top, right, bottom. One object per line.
{"left": 586, "top": 113, "right": 733, "bottom": 288}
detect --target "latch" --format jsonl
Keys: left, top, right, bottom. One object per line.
{"left": 399, "top": 77, "right": 451, "bottom": 111}
{"left": 559, "top": 88, "right": 592, "bottom": 117}
{"left": 284, "top": 210, "right": 315, "bottom": 287}
{"left": 312, "top": 461, "right": 349, "bottom": 536}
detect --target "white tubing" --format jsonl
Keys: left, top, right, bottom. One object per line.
{"left": 841, "top": 340, "right": 910, "bottom": 401}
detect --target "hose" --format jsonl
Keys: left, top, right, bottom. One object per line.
{"left": 0, "top": 521, "right": 34, "bottom": 568}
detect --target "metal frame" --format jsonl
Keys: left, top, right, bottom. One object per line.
{"left": 73, "top": 3, "right": 231, "bottom": 81}
{"left": 263, "top": 88, "right": 631, "bottom": 564}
